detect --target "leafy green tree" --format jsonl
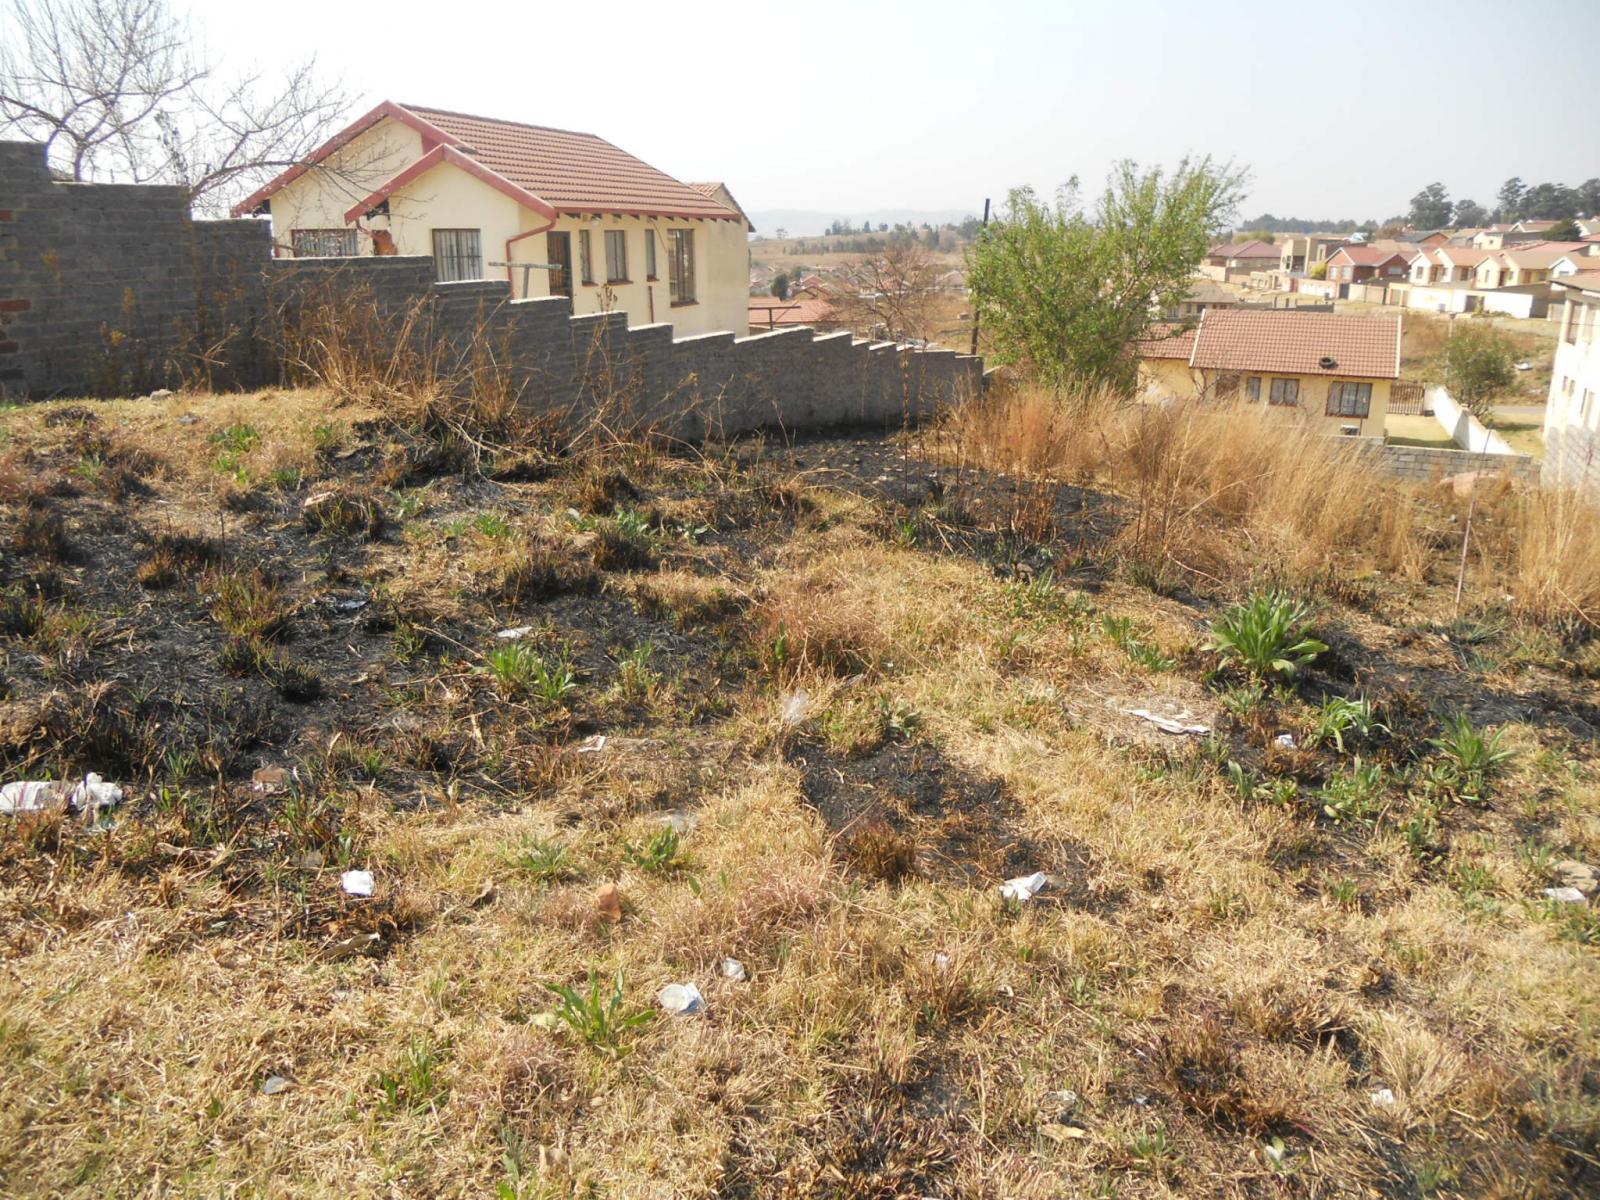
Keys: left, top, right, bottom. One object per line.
{"left": 968, "top": 157, "right": 1246, "bottom": 393}
{"left": 1577, "top": 179, "right": 1600, "bottom": 219}
{"left": 1435, "top": 323, "right": 1517, "bottom": 420}
{"left": 771, "top": 271, "right": 790, "bottom": 300}
{"left": 1544, "top": 218, "right": 1581, "bottom": 241}
{"left": 1521, "top": 182, "right": 1578, "bottom": 221}
{"left": 1408, "top": 182, "right": 1452, "bottom": 229}
{"left": 1451, "top": 198, "right": 1487, "bottom": 228}
{"left": 1495, "top": 177, "right": 1525, "bottom": 222}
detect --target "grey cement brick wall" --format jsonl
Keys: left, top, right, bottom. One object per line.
{"left": 1543, "top": 424, "right": 1600, "bottom": 497}
{"left": 1361, "top": 441, "right": 1540, "bottom": 485}
{"left": 1, "top": 141, "right": 980, "bottom": 436}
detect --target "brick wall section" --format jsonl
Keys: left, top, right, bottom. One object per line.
{"left": 0, "top": 140, "right": 979, "bottom": 434}
{"left": 1543, "top": 425, "right": 1600, "bottom": 497}
{"left": 1358, "top": 441, "right": 1541, "bottom": 485}
{"left": 262, "top": 261, "right": 981, "bottom": 437}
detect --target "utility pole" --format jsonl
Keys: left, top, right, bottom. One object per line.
{"left": 969, "top": 197, "right": 990, "bottom": 357}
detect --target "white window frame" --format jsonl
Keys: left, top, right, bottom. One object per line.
{"left": 644, "top": 228, "right": 658, "bottom": 280}
{"left": 1269, "top": 377, "right": 1300, "bottom": 406}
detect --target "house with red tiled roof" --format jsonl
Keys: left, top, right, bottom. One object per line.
{"left": 1136, "top": 310, "right": 1401, "bottom": 435}
{"left": 1325, "top": 245, "right": 1411, "bottom": 289}
{"left": 232, "top": 101, "right": 752, "bottom": 336}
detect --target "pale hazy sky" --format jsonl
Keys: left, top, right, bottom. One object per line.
{"left": 190, "top": 0, "right": 1598, "bottom": 221}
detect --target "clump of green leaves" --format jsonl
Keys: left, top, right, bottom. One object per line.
{"left": 1319, "top": 758, "right": 1386, "bottom": 825}
{"left": 1306, "top": 694, "right": 1387, "bottom": 753}
{"left": 373, "top": 1037, "right": 448, "bottom": 1116}
{"left": 624, "top": 826, "right": 690, "bottom": 876}
{"left": 546, "top": 969, "right": 653, "bottom": 1056}
{"left": 1206, "top": 591, "right": 1326, "bottom": 681}
{"left": 1428, "top": 713, "right": 1514, "bottom": 801}
{"left": 1102, "top": 614, "right": 1175, "bottom": 671}
{"left": 509, "top": 836, "right": 576, "bottom": 883}
{"left": 482, "top": 643, "right": 577, "bottom": 704}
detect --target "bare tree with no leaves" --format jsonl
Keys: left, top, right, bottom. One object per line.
{"left": 826, "top": 240, "right": 944, "bottom": 343}
{"left": 0, "top": 0, "right": 350, "bottom": 215}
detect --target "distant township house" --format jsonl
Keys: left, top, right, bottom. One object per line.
{"left": 1200, "top": 240, "right": 1280, "bottom": 282}
{"left": 1546, "top": 270, "right": 1600, "bottom": 493}
{"left": 1137, "top": 310, "right": 1400, "bottom": 437}
{"left": 1324, "top": 246, "right": 1411, "bottom": 288}
{"left": 1167, "top": 280, "right": 1239, "bottom": 320}
{"left": 232, "top": 101, "right": 752, "bottom": 336}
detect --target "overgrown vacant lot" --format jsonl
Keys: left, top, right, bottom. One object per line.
{"left": 1, "top": 386, "right": 1598, "bottom": 1198}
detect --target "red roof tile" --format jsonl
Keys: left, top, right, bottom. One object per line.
{"left": 1329, "top": 245, "right": 1409, "bottom": 267}
{"left": 748, "top": 296, "right": 835, "bottom": 329}
{"left": 1137, "top": 323, "right": 1199, "bottom": 360}
{"left": 402, "top": 104, "right": 740, "bottom": 220}
{"left": 1187, "top": 310, "right": 1400, "bottom": 380}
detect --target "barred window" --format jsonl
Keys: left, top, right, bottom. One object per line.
{"left": 605, "top": 230, "right": 628, "bottom": 282}
{"left": 668, "top": 228, "right": 695, "bottom": 304}
{"left": 1269, "top": 377, "right": 1300, "bottom": 406}
{"left": 645, "top": 229, "right": 658, "bottom": 279}
{"left": 291, "top": 228, "right": 358, "bottom": 257}
{"left": 1326, "top": 381, "right": 1372, "bottom": 418}
{"left": 579, "top": 230, "right": 594, "bottom": 285}
{"left": 431, "top": 229, "right": 482, "bottom": 282}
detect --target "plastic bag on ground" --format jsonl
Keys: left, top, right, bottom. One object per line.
{"left": 659, "top": 982, "right": 705, "bottom": 1015}
{"left": 1002, "top": 871, "right": 1051, "bottom": 902}
{"left": 341, "top": 870, "right": 375, "bottom": 897}
{"left": 2, "top": 773, "right": 124, "bottom": 816}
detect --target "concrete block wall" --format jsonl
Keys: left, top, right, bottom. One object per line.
{"left": 1543, "top": 425, "right": 1600, "bottom": 497}
{"left": 0, "top": 136, "right": 983, "bottom": 432}
{"left": 1364, "top": 442, "right": 1540, "bottom": 485}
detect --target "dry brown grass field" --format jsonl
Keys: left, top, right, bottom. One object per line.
{"left": 1, "top": 377, "right": 1598, "bottom": 1198}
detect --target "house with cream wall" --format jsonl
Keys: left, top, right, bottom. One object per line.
{"left": 233, "top": 101, "right": 751, "bottom": 337}
{"left": 1545, "top": 271, "right": 1600, "bottom": 494}
{"left": 1136, "top": 310, "right": 1399, "bottom": 438}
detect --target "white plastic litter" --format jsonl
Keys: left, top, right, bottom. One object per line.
{"left": 780, "top": 689, "right": 813, "bottom": 728}
{"left": 1543, "top": 886, "right": 1587, "bottom": 905}
{"left": 1120, "top": 708, "right": 1211, "bottom": 736}
{"left": 1274, "top": 733, "right": 1297, "bottom": 750}
{"left": 1002, "top": 871, "right": 1051, "bottom": 903}
{"left": 1370, "top": 1087, "right": 1397, "bottom": 1108}
{"left": 340, "top": 870, "right": 375, "bottom": 897}
{"left": 722, "top": 957, "right": 747, "bottom": 982}
{"left": 660, "top": 810, "right": 698, "bottom": 833}
{"left": 496, "top": 625, "right": 535, "bottom": 640}
{"left": 261, "top": 1075, "right": 292, "bottom": 1095}
{"left": 1, "top": 773, "right": 124, "bottom": 816}
{"left": 658, "top": 982, "right": 705, "bottom": 1015}
{"left": 933, "top": 952, "right": 952, "bottom": 971}
{"left": 576, "top": 735, "right": 607, "bottom": 754}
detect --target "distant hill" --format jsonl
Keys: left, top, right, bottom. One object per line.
{"left": 749, "top": 208, "right": 979, "bottom": 238}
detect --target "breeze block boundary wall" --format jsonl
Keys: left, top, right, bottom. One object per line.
{"left": 0, "top": 141, "right": 981, "bottom": 437}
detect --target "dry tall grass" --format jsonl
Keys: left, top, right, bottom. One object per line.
{"left": 944, "top": 384, "right": 1427, "bottom": 586}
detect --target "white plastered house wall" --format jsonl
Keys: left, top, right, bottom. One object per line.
{"left": 244, "top": 111, "right": 750, "bottom": 338}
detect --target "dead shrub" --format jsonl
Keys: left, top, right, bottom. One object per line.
{"left": 1509, "top": 486, "right": 1600, "bottom": 630}
{"left": 301, "top": 487, "right": 386, "bottom": 539}
{"left": 839, "top": 815, "right": 918, "bottom": 884}
{"left": 493, "top": 535, "right": 599, "bottom": 606}
{"left": 10, "top": 504, "right": 74, "bottom": 562}
{"left": 208, "top": 567, "right": 291, "bottom": 643}
{"left": 138, "top": 530, "right": 226, "bottom": 590}
{"left": 756, "top": 574, "right": 891, "bottom": 680}
{"left": 1157, "top": 1015, "right": 1294, "bottom": 1133}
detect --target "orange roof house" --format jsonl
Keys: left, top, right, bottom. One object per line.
{"left": 1138, "top": 309, "right": 1401, "bottom": 435}
{"left": 232, "top": 100, "right": 752, "bottom": 337}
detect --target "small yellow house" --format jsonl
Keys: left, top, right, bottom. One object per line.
{"left": 1137, "top": 309, "right": 1401, "bottom": 437}
{"left": 232, "top": 101, "right": 752, "bottom": 337}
